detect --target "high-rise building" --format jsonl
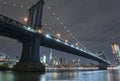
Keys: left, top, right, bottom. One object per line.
{"left": 59, "top": 57, "right": 65, "bottom": 67}
{"left": 43, "top": 55, "right": 46, "bottom": 64}
{"left": 111, "top": 43, "right": 120, "bottom": 64}
{"left": 50, "top": 49, "right": 53, "bottom": 61}
{"left": 0, "top": 52, "right": 6, "bottom": 61}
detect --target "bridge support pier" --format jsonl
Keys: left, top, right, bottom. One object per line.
{"left": 13, "top": 37, "right": 45, "bottom": 72}
{"left": 98, "top": 63, "right": 108, "bottom": 70}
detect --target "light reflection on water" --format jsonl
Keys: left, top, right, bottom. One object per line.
{"left": 0, "top": 70, "right": 120, "bottom": 81}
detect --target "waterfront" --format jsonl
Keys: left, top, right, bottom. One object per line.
{"left": 0, "top": 69, "right": 120, "bottom": 81}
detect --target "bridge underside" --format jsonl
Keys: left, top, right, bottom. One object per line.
{"left": 0, "top": 21, "right": 45, "bottom": 72}
{"left": 41, "top": 37, "right": 110, "bottom": 65}
{"left": 0, "top": 19, "right": 110, "bottom": 71}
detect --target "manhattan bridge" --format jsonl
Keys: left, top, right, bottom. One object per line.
{"left": 0, "top": 0, "right": 110, "bottom": 72}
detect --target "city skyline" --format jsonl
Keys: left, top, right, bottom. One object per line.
{"left": 0, "top": 0, "right": 120, "bottom": 64}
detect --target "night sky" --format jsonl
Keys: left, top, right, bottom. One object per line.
{"left": 0, "top": 0, "right": 120, "bottom": 65}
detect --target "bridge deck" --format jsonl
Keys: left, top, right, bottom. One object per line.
{"left": 0, "top": 15, "right": 110, "bottom": 65}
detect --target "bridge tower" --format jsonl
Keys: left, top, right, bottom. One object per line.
{"left": 97, "top": 51, "right": 109, "bottom": 70}
{"left": 13, "top": 0, "right": 45, "bottom": 72}
{"left": 28, "top": 0, "right": 44, "bottom": 29}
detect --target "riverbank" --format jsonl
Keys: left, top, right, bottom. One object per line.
{"left": 46, "top": 67, "right": 98, "bottom": 72}
{"left": 0, "top": 67, "right": 98, "bottom": 72}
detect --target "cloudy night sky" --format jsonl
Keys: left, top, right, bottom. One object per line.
{"left": 0, "top": 0, "right": 120, "bottom": 64}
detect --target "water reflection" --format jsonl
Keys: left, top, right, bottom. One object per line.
{"left": 112, "top": 69, "right": 120, "bottom": 81}
{"left": 74, "top": 70, "right": 108, "bottom": 81}
{"left": 13, "top": 72, "right": 43, "bottom": 81}
{"left": 46, "top": 72, "right": 75, "bottom": 80}
{"left": 0, "top": 71, "right": 14, "bottom": 81}
{"left": 0, "top": 70, "right": 120, "bottom": 81}
{"left": 107, "top": 70, "right": 113, "bottom": 81}
{"left": 0, "top": 71, "right": 44, "bottom": 81}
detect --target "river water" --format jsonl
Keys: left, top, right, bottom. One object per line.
{"left": 0, "top": 70, "right": 120, "bottom": 81}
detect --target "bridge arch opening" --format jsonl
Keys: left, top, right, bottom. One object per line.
{"left": 40, "top": 46, "right": 99, "bottom": 66}
{"left": 0, "top": 36, "right": 22, "bottom": 59}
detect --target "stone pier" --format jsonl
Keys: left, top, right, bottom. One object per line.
{"left": 13, "top": 37, "right": 45, "bottom": 72}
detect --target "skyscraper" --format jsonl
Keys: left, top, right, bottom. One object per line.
{"left": 43, "top": 55, "right": 46, "bottom": 64}
{"left": 50, "top": 49, "right": 53, "bottom": 61}
{"left": 111, "top": 43, "right": 120, "bottom": 64}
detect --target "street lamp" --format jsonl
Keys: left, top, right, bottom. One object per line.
{"left": 56, "top": 33, "right": 61, "bottom": 38}
{"left": 23, "top": 17, "right": 28, "bottom": 24}
{"left": 36, "top": 29, "right": 42, "bottom": 33}
{"left": 38, "top": 29, "right": 42, "bottom": 33}
{"left": 24, "top": 17, "right": 28, "bottom": 22}
{"left": 75, "top": 43, "right": 79, "bottom": 46}
{"left": 65, "top": 40, "right": 68, "bottom": 43}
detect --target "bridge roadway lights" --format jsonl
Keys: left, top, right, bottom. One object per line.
{"left": 13, "top": 37, "right": 45, "bottom": 72}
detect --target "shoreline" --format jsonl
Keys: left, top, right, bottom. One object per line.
{"left": 46, "top": 67, "right": 98, "bottom": 72}
{"left": 0, "top": 67, "right": 99, "bottom": 72}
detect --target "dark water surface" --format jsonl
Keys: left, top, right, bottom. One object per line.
{"left": 0, "top": 70, "right": 120, "bottom": 81}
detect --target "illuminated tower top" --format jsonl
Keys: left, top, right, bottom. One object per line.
{"left": 111, "top": 43, "right": 120, "bottom": 64}
{"left": 28, "top": 0, "right": 44, "bottom": 29}
{"left": 50, "top": 49, "right": 53, "bottom": 61}
{"left": 111, "top": 43, "right": 120, "bottom": 55}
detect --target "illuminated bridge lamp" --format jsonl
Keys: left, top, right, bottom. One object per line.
{"left": 27, "top": 27, "right": 31, "bottom": 30}
{"left": 46, "top": 34, "right": 51, "bottom": 39}
{"left": 75, "top": 43, "right": 79, "bottom": 46}
{"left": 24, "top": 17, "right": 28, "bottom": 22}
{"left": 38, "top": 29, "right": 43, "bottom": 33}
{"left": 56, "top": 33, "right": 61, "bottom": 38}
{"left": 65, "top": 39, "right": 68, "bottom": 43}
